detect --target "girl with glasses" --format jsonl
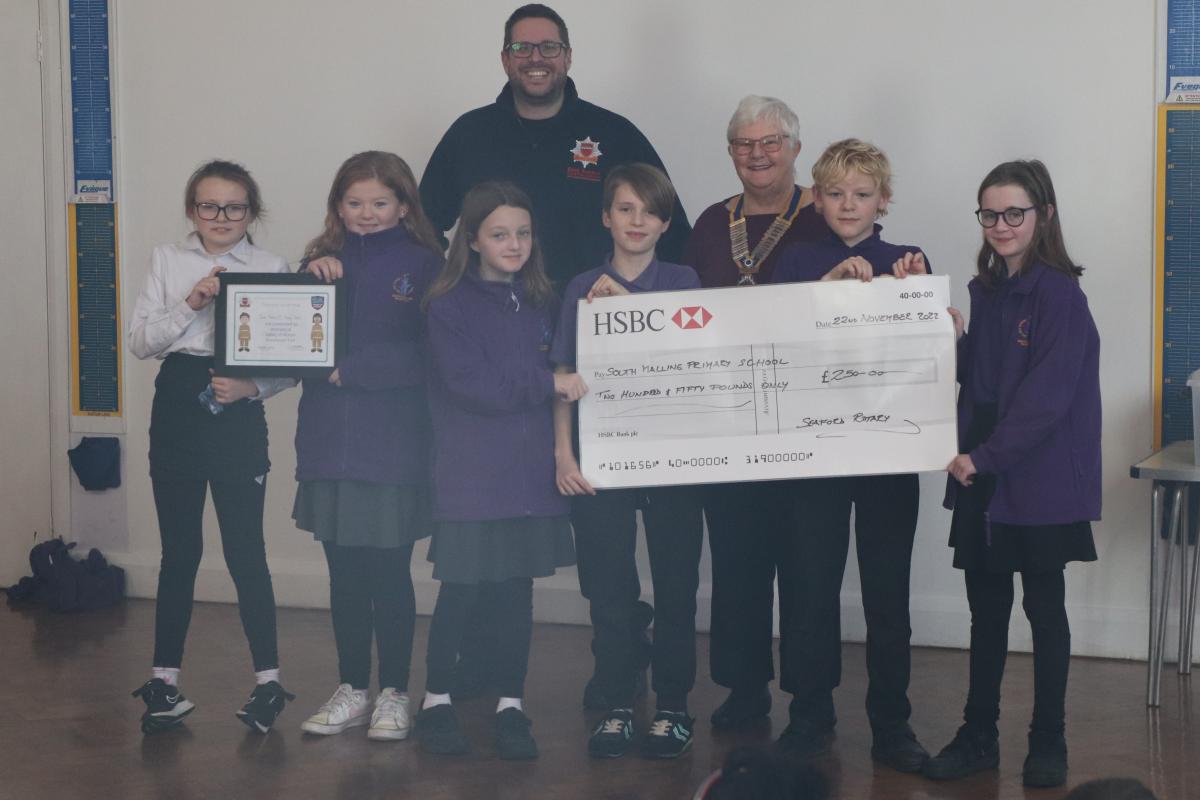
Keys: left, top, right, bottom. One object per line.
{"left": 923, "top": 160, "right": 1100, "bottom": 789}
{"left": 128, "top": 159, "right": 295, "bottom": 735}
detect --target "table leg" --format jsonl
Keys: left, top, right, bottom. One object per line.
{"left": 1152, "top": 484, "right": 1182, "bottom": 706}
{"left": 1181, "top": 490, "right": 1193, "bottom": 674}
{"left": 1186, "top": 488, "right": 1200, "bottom": 673}
{"left": 1149, "top": 483, "right": 1165, "bottom": 705}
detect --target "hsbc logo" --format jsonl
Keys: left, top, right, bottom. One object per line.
{"left": 672, "top": 306, "right": 712, "bottom": 330}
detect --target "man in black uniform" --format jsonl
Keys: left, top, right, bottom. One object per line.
{"left": 419, "top": 3, "right": 690, "bottom": 288}
{"left": 420, "top": 4, "right": 686, "bottom": 709}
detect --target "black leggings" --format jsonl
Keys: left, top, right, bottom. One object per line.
{"left": 151, "top": 476, "right": 278, "bottom": 671}
{"left": 963, "top": 568, "right": 1070, "bottom": 735}
{"left": 323, "top": 542, "right": 417, "bottom": 691}
{"left": 425, "top": 578, "right": 533, "bottom": 699}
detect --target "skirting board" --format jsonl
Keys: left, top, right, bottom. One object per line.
{"left": 115, "top": 555, "right": 1160, "bottom": 664}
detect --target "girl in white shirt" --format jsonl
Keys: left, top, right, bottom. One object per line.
{"left": 128, "top": 160, "right": 294, "bottom": 735}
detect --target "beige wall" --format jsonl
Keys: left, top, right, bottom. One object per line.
{"left": 19, "top": 0, "right": 1160, "bottom": 659}
{"left": 0, "top": 0, "right": 52, "bottom": 585}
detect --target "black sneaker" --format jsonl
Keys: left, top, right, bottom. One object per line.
{"left": 495, "top": 707, "right": 538, "bottom": 760}
{"left": 922, "top": 724, "right": 1000, "bottom": 781}
{"left": 416, "top": 704, "right": 470, "bottom": 755}
{"left": 710, "top": 686, "right": 771, "bottom": 729}
{"left": 131, "top": 678, "right": 195, "bottom": 734}
{"left": 1022, "top": 730, "right": 1068, "bottom": 788}
{"left": 640, "top": 710, "right": 694, "bottom": 759}
{"left": 236, "top": 680, "right": 295, "bottom": 734}
{"left": 871, "top": 723, "right": 930, "bottom": 773}
{"left": 775, "top": 717, "right": 835, "bottom": 759}
{"left": 588, "top": 708, "right": 635, "bottom": 758}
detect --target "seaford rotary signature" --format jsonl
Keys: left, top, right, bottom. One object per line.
{"left": 574, "top": 276, "right": 959, "bottom": 489}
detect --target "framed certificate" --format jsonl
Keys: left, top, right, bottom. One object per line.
{"left": 214, "top": 273, "right": 347, "bottom": 377}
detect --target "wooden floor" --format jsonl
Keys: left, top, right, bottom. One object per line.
{"left": 1, "top": 600, "right": 1196, "bottom": 800}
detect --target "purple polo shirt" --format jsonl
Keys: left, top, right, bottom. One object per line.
{"left": 550, "top": 257, "right": 700, "bottom": 368}
{"left": 770, "top": 224, "right": 930, "bottom": 284}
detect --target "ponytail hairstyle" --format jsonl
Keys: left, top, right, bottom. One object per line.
{"left": 184, "top": 159, "right": 264, "bottom": 244}
{"left": 975, "top": 159, "right": 1082, "bottom": 288}
{"left": 302, "top": 150, "right": 442, "bottom": 265}
{"left": 423, "top": 181, "right": 555, "bottom": 309}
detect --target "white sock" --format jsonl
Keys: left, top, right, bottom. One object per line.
{"left": 153, "top": 667, "right": 180, "bottom": 686}
{"left": 255, "top": 668, "right": 280, "bottom": 686}
{"left": 423, "top": 692, "right": 451, "bottom": 711}
{"left": 497, "top": 697, "right": 523, "bottom": 713}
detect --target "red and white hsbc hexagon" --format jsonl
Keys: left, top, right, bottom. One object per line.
{"left": 672, "top": 306, "right": 712, "bottom": 329}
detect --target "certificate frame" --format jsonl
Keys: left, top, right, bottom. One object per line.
{"left": 214, "top": 272, "right": 347, "bottom": 378}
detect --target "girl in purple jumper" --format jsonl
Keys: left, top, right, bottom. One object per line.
{"left": 923, "top": 160, "right": 1100, "bottom": 789}
{"left": 417, "top": 182, "right": 585, "bottom": 760}
{"left": 293, "top": 151, "right": 442, "bottom": 741}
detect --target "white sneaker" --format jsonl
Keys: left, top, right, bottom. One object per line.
{"left": 300, "top": 683, "right": 370, "bottom": 735}
{"left": 368, "top": 688, "right": 411, "bottom": 741}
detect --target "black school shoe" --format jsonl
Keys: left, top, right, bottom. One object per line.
{"left": 870, "top": 723, "right": 930, "bottom": 773}
{"left": 416, "top": 704, "right": 470, "bottom": 755}
{"left": 640, "top": 710, "right": 695, "bottom": 759}
{"left": 495, "top": 707, "right": 538, "bottom": 760}
{"left": 776, "top": 716, "right": 835, "bottom": 759}
{"left": 236, "top": 680, "right": 296, "bottom": 734}
{"left": 922, "top": 724, "right": 1000, "bottom": 780}
{"left": 131, "top": 678, "right": 196, "bottom": 734}
{"left": 1022, "top": 730, "right": 1068, "bottom": 788}
{"left": 588, "top": 708, "right": 636, "bottom": 758}
{"left": 710, "top": 686, "right": 772, "bottom": 729}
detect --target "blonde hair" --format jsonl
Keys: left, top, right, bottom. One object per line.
{"left": 811, "top": 138, "right": 893, "bottom": 213}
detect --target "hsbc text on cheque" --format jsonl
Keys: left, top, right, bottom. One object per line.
{"left": 575, "top": 275, "right": 958, "bottom": 489}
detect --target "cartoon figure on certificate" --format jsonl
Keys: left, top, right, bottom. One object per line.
{"left": 238, "top": 312, "right": 251, "bottom": 352}
{"left": 311, "top": 313, "right": 325, "bottom": 353}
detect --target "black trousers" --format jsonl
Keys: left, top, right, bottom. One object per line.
{"left": 783, "top": 474, "right": 918, "bottom": 730}
{"left": 323, "top": 542, "right": 417, "bottom": 691}
{"left": 151, "top": 475, "right": 278, "bottom": 671}
{"left": 705, "top": 479, "right": 797, "bottom": 691}
{"left": 963, "top": 568, "right": 1070, "bottom": 736}
{"left": 572, "top": 485, "right": 704, "bottom": 711}
{"left": 425, "top": 578, "right": 534, "bottom": 699}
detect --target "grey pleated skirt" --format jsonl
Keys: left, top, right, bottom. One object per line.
{"left": 293, "top": 479, "right": 432, "bottom": 548}
{"left": 428, "top": 515, "right": 575, "bottom": 584}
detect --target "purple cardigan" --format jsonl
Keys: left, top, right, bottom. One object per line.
{"left": 426, "top": 271, "right": 568, "bottom": 522}
{"left": 943, "top": 261, "right": 1102, "bottom": 525}
{"left": 294, "top": 225, "right": 440, "bottom": 485}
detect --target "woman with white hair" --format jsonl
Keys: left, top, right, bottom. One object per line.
{"left": 682, "top": 95, "right": 828, "bottom": 746}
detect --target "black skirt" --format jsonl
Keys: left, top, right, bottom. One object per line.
{"left": 293, "top": 479, "right": 431, "bottom": 548}
{"left": 949, "top": 403, "right": 1097, "bottom": 574}
{"left": 148, "top": 353, "right": 269, "bottom": 481}
{"left": 427, "top": 515, "right": 575, "bottom": 584}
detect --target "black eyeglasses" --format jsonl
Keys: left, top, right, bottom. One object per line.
{"left": 728, "top": 134, "right": 790, "bottom": 156}
{"left": 194, "top": 202, "right": 250, "bottom": 221}
{"left": 975, "top": 206, "right": 1035, "bottom": 228}
{"left": 505, "top": 40, "right": 567, "bottom": 58}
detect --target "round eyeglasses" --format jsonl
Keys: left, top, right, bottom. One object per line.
{"left": 506, "top": 41, "right": 567, "bottom": 59}
{"left": 194, "top": 202, "right": 250, "bottom": 222}
{"left": 975, "top": 206, "right": 1035, "bottom": 228}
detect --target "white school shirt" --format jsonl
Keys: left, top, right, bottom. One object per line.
{"left": 127, "top": 232, "right": 294, "bottom": 400}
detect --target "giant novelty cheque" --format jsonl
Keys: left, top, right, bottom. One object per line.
{"left": 576, "top": 275, "right": 959, "bottom": 489}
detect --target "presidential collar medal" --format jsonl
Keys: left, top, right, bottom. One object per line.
{"left": 728, "top": 185, "right": 804, "bottom": 285}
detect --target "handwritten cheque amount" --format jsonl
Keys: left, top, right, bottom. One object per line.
{"left": 576, "top": 275, "right": 958, "bottom": 488}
